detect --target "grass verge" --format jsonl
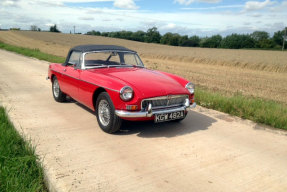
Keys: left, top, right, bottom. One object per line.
{"left": 0, "top": 107, "right": 47, "bottom": 192}
{"left": 196, "top": 88, "right": 287, "bottom": 130}
{"left": 0, "top": 41, "right": 65, "bottom": 63}
{"left": 0, "top": 41, "right": 286, "bottom": 130}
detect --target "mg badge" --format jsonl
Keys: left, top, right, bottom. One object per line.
{"left": 167, "top": 95, "right": 171, "bottom": 106}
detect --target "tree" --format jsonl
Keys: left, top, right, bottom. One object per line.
{"left": 257, "top": 39, "right": 275, "bottom": 49}
{"left": 118, "top": 30, "right": 133, "bottom": 40}
{"left": 160, "top": 33, "right": 181, "bottom": 46}
{"left": 160, "top": 32, "right": 172, "bottom": 45}
{"left": 251, "top": 31, "right": 270, "bottom": 48}
{"left": 180, "top": 35, "right": 200, "bottom": 47}
{"left": 200, "top": 35, "right": 222, "bottom": 48}
{"left": 169, "top": 33, "right": 181, "bottom": 46}
{"left": 49, "top": 24, "right": 60, "bottom": 33}
{"left": 178, "top": 35, "right": 188, "bottom": 46}
{"left": 283, "top": 28, "right": 287, "bottom": 50}
{"left": 131, "top": 30, "right": 146, "bottom": 42}
{"left": 30, "top": 25, "right": 38, "bottom": 31}
{"left": 145, "top": 27, "right": 161, "bottom": 43}
{"left": 220, "top": 34, "right": 255, "bottom": 49}
{"left": 86, "top": 30, "right": 101, "bottom": 36}
{"left": 273, "top": 28, "right": 287, "bottom": 49}
{"left": 101, "top": 32, "right": 109, "bottom": 37}
{"left": 108, "top": 31, "right": 120, "bottom": 38}
{"left": 251, "top": 31, "right": 269, "bottom": 42}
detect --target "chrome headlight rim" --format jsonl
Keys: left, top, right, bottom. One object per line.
{"left": 185, "top": 82, "right": 195, "bottom": 94}
{"left": 120, "top": 86, "right": 134, "bottom": 101}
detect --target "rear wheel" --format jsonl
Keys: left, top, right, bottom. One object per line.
{"left": 52, "top": 76, "right": 66, "bottom": 102}
{"left": 96, "top": 92, "right": 122, "bottom": 133}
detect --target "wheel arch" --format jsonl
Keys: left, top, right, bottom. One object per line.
{"left": 92, "top": 87, "right": 107, "bottom": 110}
{"left": 51, "top": 74, "right": 56, "bottom": 82}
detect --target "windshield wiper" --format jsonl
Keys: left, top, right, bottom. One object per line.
{"left": 87, "top": 64, "right": 144, "bottom": 69}
{"left": 86, "top": 65, "right": 108, "bottom": 69}
{"left": 119, "top": 63, "right": 144, "bottom": 68}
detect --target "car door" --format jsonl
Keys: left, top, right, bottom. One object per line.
{"left": 60, "top": 51, "right": 82, "bottom": 100}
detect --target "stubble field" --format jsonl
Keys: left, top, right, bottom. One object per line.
{"left": 0, "top": 30, "right": 287, "bottom": 104}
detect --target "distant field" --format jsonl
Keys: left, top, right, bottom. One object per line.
{"left": 1, "top": 31, "right": 287, "bottom": 104}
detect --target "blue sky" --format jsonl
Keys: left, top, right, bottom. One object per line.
{"left": 0, "top": 0, "right": 286, "bottom": 36}
{"left": 65, "top": 0, "right": 245, "bottom": 12}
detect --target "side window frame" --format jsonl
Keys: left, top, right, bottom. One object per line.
{"left": 67, "top": 51, "right": 82, "bottom": 68}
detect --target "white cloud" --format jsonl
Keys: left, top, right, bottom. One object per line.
{"left": 161, "top": 23, "right": 177, "bottom": 30}
{"left": 79, "top": 16, "right": 94, "bottom": 20}
{"left": 244, "top": 0, "right": 274, "bottom": 11}
{"left": 250, "top": 13, "right": 262, "bottom": 17}
{"left": 0, "top": 0, "right": 20, "bottom": 7}
{"left": 270, "top": 0, "right": 287, "bottom": 12}
{"left": 113, "top": 0, "right": 138, "bottom": 9}
{"left": 174, "top": 0, "right": 221, "bottom": 5}
{"left": 47, "top": 0, "right": 112, "bottom": 2}
{"left": 0, "top": 0, "right": 286, "bottom": 36}
{"left": 45, "top": 23, "right": 55, "bottom": 27}
{"left": 181, "top": 4, "right": 243, "bottom": 10}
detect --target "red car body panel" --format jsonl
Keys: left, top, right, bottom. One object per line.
{"left": 48, "top": 63, "right": 194, "bottom": 121}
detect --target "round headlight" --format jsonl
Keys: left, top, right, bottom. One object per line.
{"left": 120, "top": 86, "right": 134, "bottom": 101}
{"left": 185, "top": 82, "right": 195, "bottom": 94}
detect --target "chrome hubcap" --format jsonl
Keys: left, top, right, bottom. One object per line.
{"left": 98, "top": 100, "right": 110, "bottom": 126}
{"left": 53, "top": 79, "right": 60, "bottom": 98}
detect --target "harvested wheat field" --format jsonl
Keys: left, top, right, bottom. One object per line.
{"left": 1, "top": 30, "right": 287, "bottom": 104}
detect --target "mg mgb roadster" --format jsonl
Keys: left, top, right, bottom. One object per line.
{"left": 48, "top": 45, "right": 196, "bottom": 133}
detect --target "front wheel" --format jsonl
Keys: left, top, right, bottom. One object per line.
{"left": 96, "top": 92, "right": 122, "bottom": 133}
{"left": 52, "top": 76, "right": 66, "bottom": 102}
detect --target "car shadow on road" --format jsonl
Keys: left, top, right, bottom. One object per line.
{"left": 117, "top": 110, "right": 217, "bottom": 138}
{"left": 74, "top": 102, "right": 216, "bottom": 138}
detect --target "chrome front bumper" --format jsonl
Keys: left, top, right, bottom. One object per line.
{"left": 115, "top": 101, "right": 196, "bottom": 118}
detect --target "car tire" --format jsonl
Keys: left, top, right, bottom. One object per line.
{"left": 52, "top": 76, "right": 66, "bottom": 102}
{"left": 96, "top": 92, "right": 122, "bottom": 133}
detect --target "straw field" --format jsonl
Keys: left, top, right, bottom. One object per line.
{"left": 1, "top": 30, "right": 286, "bottom": 104}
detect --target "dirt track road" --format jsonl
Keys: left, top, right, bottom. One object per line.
{"left": 0, "top": 49, "right": 287, "bottom": 192}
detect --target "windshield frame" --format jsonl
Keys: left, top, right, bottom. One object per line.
{"left": 82, "top": 50, "right": 144, "bottom": 69}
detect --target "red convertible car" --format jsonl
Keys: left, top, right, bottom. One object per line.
{"left": 48, "top": 45, "right": 196, "bottom": 133}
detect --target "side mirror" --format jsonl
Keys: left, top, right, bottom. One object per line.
{"left": 74, "top": 64, "right": 79, "bottom": 70}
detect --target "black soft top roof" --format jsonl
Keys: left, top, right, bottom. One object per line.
{"left": 70, "top": 44, "right": 135, "bottom": 53}
{"left": 63, "top": 44, "right": 136, "bottom": 65}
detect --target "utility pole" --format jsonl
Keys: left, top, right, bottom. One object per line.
{"left": 73, "top": 26, "right": 75, "bottom": 34}
{"left": 283, "top": 27, "right": 286, "bottom": 51}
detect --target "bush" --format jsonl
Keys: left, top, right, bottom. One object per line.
{"left": 160, "top": 33, "right": 181, "bottom": 46}
{"left": 273, "top": 29, "right": 287, "bottom": 49}
{"left": 200, "top": 35, "right": 222, "bottom": 48}
{"left": 49, "top": 24, "right": 60, "bottom": 33}
{"left": 86, "top": 30, "right": 101, "bottom": 36}
{"left": 220, "top": 34, "right": 255, "bottom": 49}
{"left": 145, "top": 27, "right": 161, "bottom": 43}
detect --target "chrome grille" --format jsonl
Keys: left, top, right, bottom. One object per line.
{"left": 141, "top": 95, "right": 188, "bottom": 110}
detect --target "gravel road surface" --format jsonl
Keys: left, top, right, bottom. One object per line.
{"left": 0, "top": 49, "right": 286, "bottom": 192}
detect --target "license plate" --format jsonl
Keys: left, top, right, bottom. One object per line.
{"left": 154, "top": 111, "right": 184, "bottom": 123}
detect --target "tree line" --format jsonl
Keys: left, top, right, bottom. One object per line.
{"left": 86, "top": 27, "right": 287, "bottom": 50}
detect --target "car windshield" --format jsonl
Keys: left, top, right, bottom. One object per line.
{"left": 84, "top": 51, "right": 144, "bottom": 69}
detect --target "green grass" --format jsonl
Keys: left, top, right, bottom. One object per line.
{"left": 0, "top": 107, "right": 47, "bottom": 192}
{"left": 0, "top": 41, "right": 286, "bottom": 130}
{"left": 196, "top": 88, "right": 287, "bottom": 130}
{"left": 0, "top": 41, "right": 65, "bottom": 63}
